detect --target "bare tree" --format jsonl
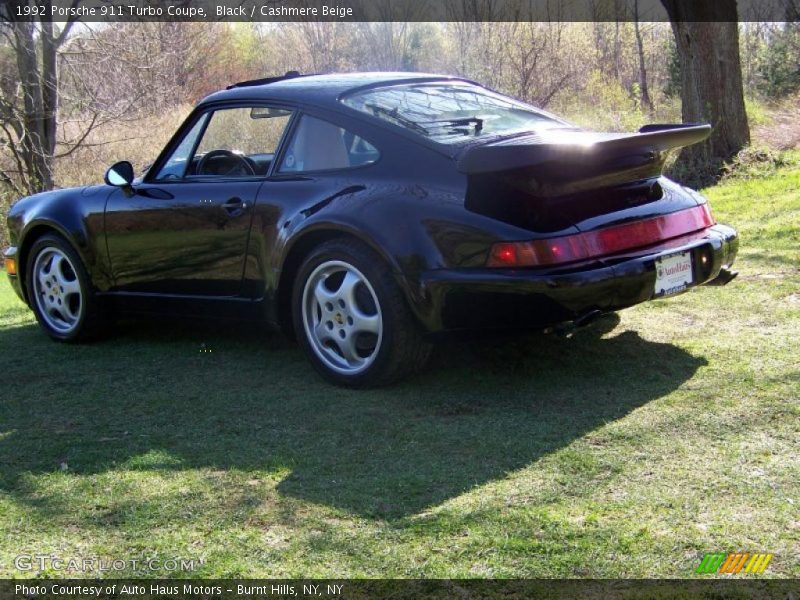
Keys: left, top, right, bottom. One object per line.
{"left": 0, "top": 0, "right": 82, "bottom": 194}
{"left": 504, "top": 22, "right": 573, "bottom": 108}
{"left": 0, "top": 16, "right": 248, "bottom": 198}
{"left": 294, "top": 22, "right": 353, "bottom": 73}
{"left": 352, "top": 23, "right": 414, "bottom": 71}
{"left": 60, "top": 23, "right": 238, "bottom": 110}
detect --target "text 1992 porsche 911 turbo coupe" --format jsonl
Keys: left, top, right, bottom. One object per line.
{"left": 4, "top": 71, "right": 738, "bottom": 386}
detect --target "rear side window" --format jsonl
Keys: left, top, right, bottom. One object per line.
{"left": 279, "top": 115, "right": 379, "bottom": 173}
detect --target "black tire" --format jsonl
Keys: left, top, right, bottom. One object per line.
{"left": 25, "top": 233, "right": 103, "bottom": 342}
{"left": 291, "top": 238, "right": 431, "bottom": 387}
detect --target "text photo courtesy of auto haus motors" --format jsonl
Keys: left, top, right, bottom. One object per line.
{"left": 2, "top": 0, "right": 798, "bottom": 596}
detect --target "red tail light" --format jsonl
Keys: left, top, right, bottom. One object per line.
{"left": 489, "top": 243, "right": 519, "bottom": 266}
{"left": 487, "top": 204, "right": 715, "bottom": 268}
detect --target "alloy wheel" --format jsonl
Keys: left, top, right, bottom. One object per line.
{"left": 32, "top": 247, "right": 83, "bottom": 334}
{"left": 301, "top": 260, "right": 383, "bottom": 375}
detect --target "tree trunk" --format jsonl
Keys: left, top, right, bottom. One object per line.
{"left": 633, "top": 0, "right": 654, "bottom": 112}
{"left": 40, "top": 3, "right": 60, "bottom": 161}
{"left": 661, "top": 0, "right": 750, "bottom": 185}
{"left": 613, "top": 20, "right": 621, "bottom": 81}
{"left": 12, "top": 19, "right": 53, "bottom": 192}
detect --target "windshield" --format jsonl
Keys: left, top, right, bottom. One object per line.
{"left": 341, "top": 82, "right": 568, "bottom": 144}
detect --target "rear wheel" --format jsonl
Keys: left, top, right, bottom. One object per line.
{"left": 292, "top": 239, "right": 430, "bottom": 387}
{"left": 26, "top": 233, "right": 102, "bottom": 342}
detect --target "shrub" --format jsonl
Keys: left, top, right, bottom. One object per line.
{"left": 720, "top": 146, "right": 800, "bottom": 181}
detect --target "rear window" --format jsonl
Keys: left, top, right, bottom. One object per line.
{"left": 341, "top": 82, "right": 565, "bottom": 144}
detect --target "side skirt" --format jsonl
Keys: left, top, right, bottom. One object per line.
{"left": 96, "top": 291, "right": 278, "bottom": 327}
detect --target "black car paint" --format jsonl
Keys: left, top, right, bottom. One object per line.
{"left": 4, "top": 72, "right": 738, "bottom": 334}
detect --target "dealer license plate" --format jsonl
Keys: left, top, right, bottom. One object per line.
{"left": 654, "top": 251, "right": 694, "bottom": 297}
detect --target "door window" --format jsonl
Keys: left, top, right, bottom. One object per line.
{"left": 154, "top": 107, "right": 293, "bottom": 180}
{"left": 153, "top": 114, "right": 208, "bottom": 180}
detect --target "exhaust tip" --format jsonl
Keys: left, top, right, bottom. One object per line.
{"left": 707, "top": 268, "right": 738, "bottom": 286}
{"left": 574, "top": 310, "right": 604, "bottom": 328}
{"left": 547, "top": 310, "right": 606, "bottom": 338}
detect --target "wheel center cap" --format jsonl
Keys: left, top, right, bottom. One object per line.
{"left": 334, "top": 312, "right": 344, "bottom": 325}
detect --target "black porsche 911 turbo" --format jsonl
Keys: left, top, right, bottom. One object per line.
{"left": 4, "top": 71, "right": 738, "bottom": 387}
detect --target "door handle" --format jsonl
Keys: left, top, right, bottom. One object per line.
{"left": 221, "top": 197, "right": 248, "bottom": 215}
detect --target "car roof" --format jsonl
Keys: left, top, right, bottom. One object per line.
{"left": 200, "top": 72, "right": 479, "bottom": 108}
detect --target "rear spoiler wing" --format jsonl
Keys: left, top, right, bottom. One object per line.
{"left": 456, "top": 124, "right": 711, "bottom": 197}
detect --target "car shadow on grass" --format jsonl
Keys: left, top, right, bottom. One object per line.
{"left": 0, "top": 317, "right": 706, "bottom": 521}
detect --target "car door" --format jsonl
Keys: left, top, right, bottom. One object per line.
{"left": 242, "top": 113, "right": 382, "bottom": 300}
{"left": 104, "top": 105, "right": 293, "bottom": 296}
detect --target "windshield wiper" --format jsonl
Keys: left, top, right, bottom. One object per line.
{"left": 419, "top": 117, "right": 484, "bottom": 134}
{"left": 365, "top": 104, "right": 430, "bottom": 136}
{"left": 365, "top": 105, "right": 485, "bottom": 138}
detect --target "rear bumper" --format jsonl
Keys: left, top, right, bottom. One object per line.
{"left": 416, "top": 224, "right": 738, "bottom": 332}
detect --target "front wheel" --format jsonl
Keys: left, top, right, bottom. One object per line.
{"left": 26, "top": 233, "right": 102, "bottom": 342}
{"left": 292, "top": 239, "right": 430, "bottom": 387}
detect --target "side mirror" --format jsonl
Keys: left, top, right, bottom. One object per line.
{"left": 104, "top": 161, "right": 135, "bottom": 188}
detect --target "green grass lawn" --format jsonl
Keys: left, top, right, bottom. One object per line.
{"left": 0, "top": 159, "right": 798, "bottom": 579}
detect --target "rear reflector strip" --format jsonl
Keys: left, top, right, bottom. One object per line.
{"left": 487, "top": 203, "right": 715, "bottom": 267}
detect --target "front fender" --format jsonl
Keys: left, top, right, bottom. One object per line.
{"left": 12, "top": 185, "right": 114, "bottom": 293}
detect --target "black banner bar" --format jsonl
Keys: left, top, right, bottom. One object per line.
{"left": 2, "top": 0, "right": 799, "bottom": 23}
{"left": 2, "top": 579, "right": 800, "bottom": 599}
